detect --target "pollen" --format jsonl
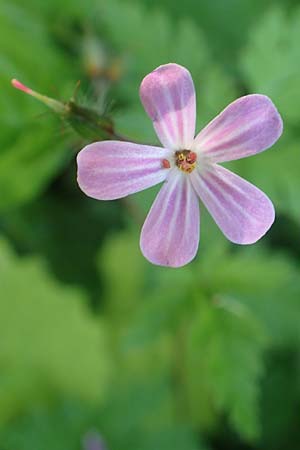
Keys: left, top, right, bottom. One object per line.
{"left": 175, "top": 150, "right": 197, "bottom": 173}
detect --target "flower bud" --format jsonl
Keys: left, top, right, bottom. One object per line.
{"left": 11, "top": 79, "right": 115, "bottom": 141}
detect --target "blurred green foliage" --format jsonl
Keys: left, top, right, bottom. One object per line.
{"left": 0, "top": 239, "right": 110, "bottom": 422}
{"left": 0, "top": 0, "right": 300, "bottom": 449}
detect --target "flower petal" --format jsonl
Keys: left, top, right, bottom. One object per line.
{"left": 77, "top": 141, "right": 171, "bottom": 200}
{"left": 140, "top": 63, "right": 196, "bottom": 150}
{"left": 140, "top": 170, "right": 200, "bottom": 267}
{"left": 193, "top": 94, "right": 283, "bottom": 163}
{"left": 190, "top": 164, "right": 275, "bottom": 244}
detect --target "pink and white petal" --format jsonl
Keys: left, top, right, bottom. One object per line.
{"left": 193, "top": 94, "right": 283, "bottom": 163}
{"left": 190, "top": 164, "right": 274, "bottom": 244}
{"left": 140, "top": 170, "right": 200, "bottom": 267}
{"left": 77, "top": 141, "right": 171, "bottom": 200}
{"left": 140, "top": 63, "right": 196, "bottom": 150}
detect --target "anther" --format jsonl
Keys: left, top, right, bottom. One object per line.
{"left": 175, "top": 150, "right": 197, "bottom": 173}
{"left": 162, "top": 159, "right": 171, "bottom": 169}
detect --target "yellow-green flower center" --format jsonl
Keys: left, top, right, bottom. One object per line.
{"left": 175, "top": 150, "right": 197, "bottom": 173}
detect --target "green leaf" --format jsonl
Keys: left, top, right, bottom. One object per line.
{"left": 99, "top": 227, "right": 300, "bottom": 442}
{"left": 0, "top": 238, "right": 110, "bottom": 423}
{"left": 99, "top": 378, "right": 209, "bottom": 450}
{"left": 260, "top": 349, "right": 300, "bottom": 450}
{"left": 141, "top": 0, "right": 275, "bottom": 63}
{"left": 193, "top": 234, "right": 300, "bottom": 346}
{"left": 140, "top": 425, "right": 206, "bottom": 450}
{"left": 0, "top": 2, "right": 74, "bottom": 127}
{"left": 0, "top": 2, "right": 77, "bottom": 210}
{"left": 0, "top": 123, "right": 71, "bottom": 212}
{"left": 187, "top": 295, "right": 267, "bottom": 441}
{"left": 0, "top": 401, "right": 97, "bottom": 450}
{"left": 240, "top": 6, "right": 300, "bottom": 125}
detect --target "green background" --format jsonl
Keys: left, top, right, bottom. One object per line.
{"left": 0, "top": 0, "right": 300, "bottom": 449}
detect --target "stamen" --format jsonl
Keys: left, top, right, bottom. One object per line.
{"left": 162, "top": 158, "right": 171, "bottom": 169}
{"left": 175, "top": 150, "right": 197, "bottom": 173}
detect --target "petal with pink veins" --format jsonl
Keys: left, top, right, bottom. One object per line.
{"left": 190, "top": 164, "right": 275, "bottom": 244}
{"left": 193, "top": 94, "right": 283, "bottom": 163}
{"left": 140, "top": 63, "right": 196, "bottom": 150}
{"left": 140, "top": 170, "right": 200, "bottom": 267}
{"left": 77, "top": 141, "right": 171, "bottom": 200}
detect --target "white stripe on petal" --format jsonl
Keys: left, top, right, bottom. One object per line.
{"left": 190, "top": 163, "right": 275, "bottom": 244}
{"left": 77, "top": 141, "right": 171, "bottom": 200}
{"left": 193, "top": 94, "right": 283, "bottom": 163}
{"left": 140, "top": 63, "right": 196, "bottom": 150}
{"left": 140, "top": 171, "right": 200, "bottom": 267}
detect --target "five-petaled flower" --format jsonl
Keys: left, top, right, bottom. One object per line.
{"left": 77, "top": 63, "right": 283, "bottom": 267}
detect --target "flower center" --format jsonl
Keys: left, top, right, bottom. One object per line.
{"left": 175, "top": 150, "right": 197, "bottom": 173}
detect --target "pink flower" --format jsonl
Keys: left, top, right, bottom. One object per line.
{"left": 77, "top": 63, "right": 283, "bottom": 267}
